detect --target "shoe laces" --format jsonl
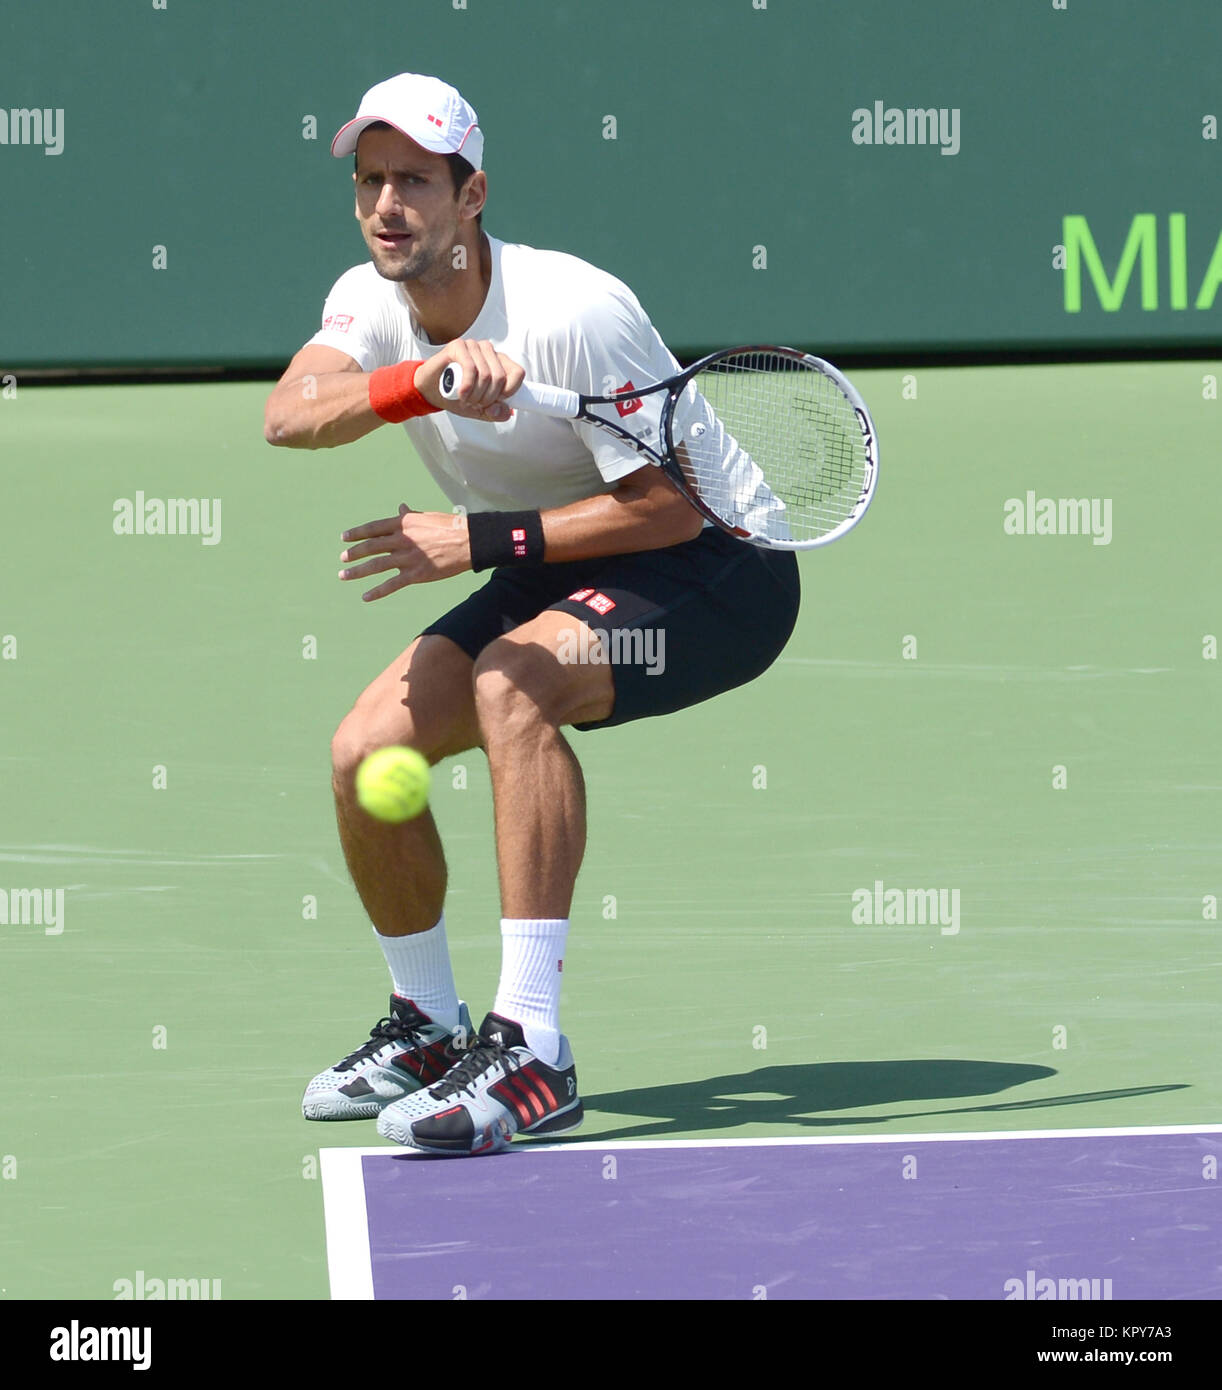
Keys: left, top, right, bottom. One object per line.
{"left": 336, "top": 1015, "right": 429, "bottom": 1072}
{"left": 429, "top": 1036, "right": 518, "bottom": 1101}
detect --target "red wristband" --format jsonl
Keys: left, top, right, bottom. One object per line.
{"left": 368, "top": 361, "right": 442, "bottom": 423}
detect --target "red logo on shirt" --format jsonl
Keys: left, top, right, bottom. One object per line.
{"left": 614, "top": 382, "right": 643, "bottom": 418}
{"left": 586, "top": 592, "right": 616, "bottom": 616}
{"left": 512, "top": 527, "right": 528, "bottom": 558}
{"left": 323, "top": 313, "right": 353, "bottom": 333}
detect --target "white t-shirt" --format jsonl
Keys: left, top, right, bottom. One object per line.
{"left": 306, "top": 236, "right": 680, "bottom": 513}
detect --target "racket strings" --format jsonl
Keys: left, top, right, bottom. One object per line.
{"left": 679, "top": 351, "right": 872, "bottom": 543}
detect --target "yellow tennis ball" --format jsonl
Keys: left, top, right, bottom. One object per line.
{"left": 355, "top": 746, "right": 431, "bottom": 823}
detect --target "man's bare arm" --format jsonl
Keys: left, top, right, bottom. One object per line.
{"left": 265, "top": 339, "right": 525, "bottom": 449}
{"left": 338, "top": 465, "right": 704, "bottom": 602}
{"left": 539, "top": 466, "right": 705, "bottom": 560}
{"left": 263, "top": 344, "right": 383, "bottom": 449}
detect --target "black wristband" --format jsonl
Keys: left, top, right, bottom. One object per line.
{"left": 466, "top": 509, "right": 546, "bottom": 571}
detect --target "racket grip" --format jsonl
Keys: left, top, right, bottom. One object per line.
{"left": 438, "top": 362, "right": 581, "bottom": 420}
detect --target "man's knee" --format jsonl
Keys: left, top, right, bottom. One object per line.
{"left": 472, "top": 628, "right": 610, "bottom": 732}
{"left": 331, "top": 711, "right": 407, "bottom": 782}
{"left": 332, "top": 635, "right": 476, "bottom": 777}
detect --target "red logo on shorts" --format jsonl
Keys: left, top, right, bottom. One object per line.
{"left": 511, "top": 526, "right": 528, "bottom": 558}
{"left": 568, "top": 588, "right": 595, "bottom": 602}
{"left": 614, "top": 382, "right": 643, "bottom": 418}
{"left": 323, "top": 313, "right": 353, "bottom": 333}
{"left": 586, "top": 592, "right": 616, "bottom": 616}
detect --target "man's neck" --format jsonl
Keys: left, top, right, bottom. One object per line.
{"left": 403, "top": 231, "right": 492, "bottom": 345}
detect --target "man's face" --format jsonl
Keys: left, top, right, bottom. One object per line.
{"left": 353, "top": 126, "right": 474, "bottom": 284}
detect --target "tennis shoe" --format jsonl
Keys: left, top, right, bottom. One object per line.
{"left": 375, "top": 1012, "right": 583, "bottom": 1155}
{"left": 302, "top": 995, "right": 473, "bottom": 1121}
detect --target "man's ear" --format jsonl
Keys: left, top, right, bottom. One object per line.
{"left": 461, "top": 170, "right": 488, "bottom": 221}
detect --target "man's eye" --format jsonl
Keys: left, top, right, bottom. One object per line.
{"left": 360, "top": 173, "right": 423, "bottom": 186}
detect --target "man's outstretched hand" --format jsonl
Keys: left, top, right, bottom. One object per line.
{"left": 339, "top": 504, "right": 471, "bottom": 600}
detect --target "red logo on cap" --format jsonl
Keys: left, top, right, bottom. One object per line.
{"left": 614, "top": 383, "right": 643, "bottom": 419}
{"left": 427, "top": 113, "right": 443, "bottom": 128}
{"left": 568, "top": 588, "right": 595, "bottom": 602}
{"left": 586, "top": 592, "right": 616, "bottom": 615}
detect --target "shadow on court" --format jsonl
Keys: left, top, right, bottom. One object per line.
{"left": 576, "top": 1060, "right": 1189, "bottom": 1141}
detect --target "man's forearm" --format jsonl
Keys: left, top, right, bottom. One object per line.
{"left": 264, "top": 371, "right": 385, "bottom": 449}
{"left": 537, "top": 476, "right": 704, "bottom": 563}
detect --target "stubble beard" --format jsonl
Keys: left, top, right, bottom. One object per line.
{"left": 373, "top": 243, "right": 431, "bottom": 284}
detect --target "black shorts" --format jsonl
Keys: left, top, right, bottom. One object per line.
{"left": 420, "top": 528, "right": 800, "bottom": 731}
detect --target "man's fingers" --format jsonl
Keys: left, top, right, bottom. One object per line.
{"left": 415, "top": 340, "right": 525, "bottom": 421}
{"left": 500, "top": 354, "right": 525, "bottom": 398}
{"left": 441, "top": 339, "right": 479, "bottom": 408}
{"left": 338, "top": 554, "right": 399, "bottom": 581}
{"left": 361, "top": 571, "right": 415, "bottom": 602}
{"left": 432, "top": 339, "right": 522, "bottom": 415}
{"left": 341, "top": 515, "right": 402, "bottom": 543}
{"left": 340, "top": 533, "right": 414, "bottom": 563}
{"left": 461, "top": 339, "right": 504, "bottom": 409}
{"left": 342, "top": 508, "right": 423, "bottom": 561}
{"left": 341, "top": 530, "right": 417, "bottom": 564}
{"left": 336, "top": 507, "right": 466, "bottom": 596}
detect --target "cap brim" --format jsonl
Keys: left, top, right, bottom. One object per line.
{"left": 330, "top": 115, "right": 452, "bottom": 159}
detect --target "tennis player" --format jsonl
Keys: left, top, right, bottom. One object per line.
{"left": 264, "top": 73, "right": 801, "bottom": 1156}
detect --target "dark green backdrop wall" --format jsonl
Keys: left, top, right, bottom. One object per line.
{"left": 1, "top": 0, "right": 1220, "bottom": 367}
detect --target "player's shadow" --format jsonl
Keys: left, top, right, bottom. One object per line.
{"left": 578, "top": 1060, "right": 1189, "bottom": 1141}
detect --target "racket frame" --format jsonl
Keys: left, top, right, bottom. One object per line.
{"left": 439, "top": 345, "right": 879, "bottom": 550}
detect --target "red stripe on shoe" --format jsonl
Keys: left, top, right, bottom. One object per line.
{"left": 396, "top": 1050, "right": 430, "bottom": 1081}
{"left": 420, "top": 1047, "right": 450, "bottom": 1083}
{"left": 392, "top": 1051, "right": 424, "bottom": 1079}
{"left": 491, "top": 1078, "right": 534, "bottom": 1125}
{"left": 506, "top": 1070, "right": 547, "bottom": 1120}
{"left": 514, "top": 1064, "right": 561, "bottom": 1113}
{"left": 527, "top": 1069, "right": 559, "bottom": 1111}
{"left": 393, "top": 1044, "right": 446, "bottom": 1084}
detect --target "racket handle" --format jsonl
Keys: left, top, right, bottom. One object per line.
{"left": 439, "top": 362, "right": 581, "bottom": 420}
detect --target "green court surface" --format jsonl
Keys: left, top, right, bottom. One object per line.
{"left": 0, "top": 361, "right": 1218, "bottom": 1299}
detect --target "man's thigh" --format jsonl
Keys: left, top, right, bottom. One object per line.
{"left": 337, "top": 633, "right": 482, "bottom": 763}
{"left": 472, "top": 609, "right": 616, "bottom": 730}
{"left": 551, "top": 529, "right": 801, "bottom": 731}
{"left": 417, "top": 529, "right": 801, "bottom": 732}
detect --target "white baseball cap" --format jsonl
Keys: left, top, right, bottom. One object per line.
{"left": 331, "top": 73, "right": 483, "bottom": 168}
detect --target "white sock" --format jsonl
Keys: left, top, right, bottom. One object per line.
{"left": 374, "top": 915, "right": 460, "bottom": 1031}
{"left": 491, "top": 918, "right": 569, "bottom": 1066}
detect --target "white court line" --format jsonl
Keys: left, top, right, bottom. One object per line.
{"left": 522, "top": 1123, "right": 1222, "bottom": 1150}
{"left": 319, "top": 1124, "right": 1222, "bottom": 1299}
{"left": 319, "top": 1147, "right": 375, "bottom": 1301}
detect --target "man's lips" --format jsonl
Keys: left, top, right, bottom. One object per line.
{"left": 375, "top": 230, "right": 410, "bottom": 248}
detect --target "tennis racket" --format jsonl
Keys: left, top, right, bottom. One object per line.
{"left": 439, "top": 346, "right": 878, "bottom": 551}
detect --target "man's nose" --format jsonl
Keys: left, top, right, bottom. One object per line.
{"left": 375, "top": 182, "right": 402, "bottom": 217}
